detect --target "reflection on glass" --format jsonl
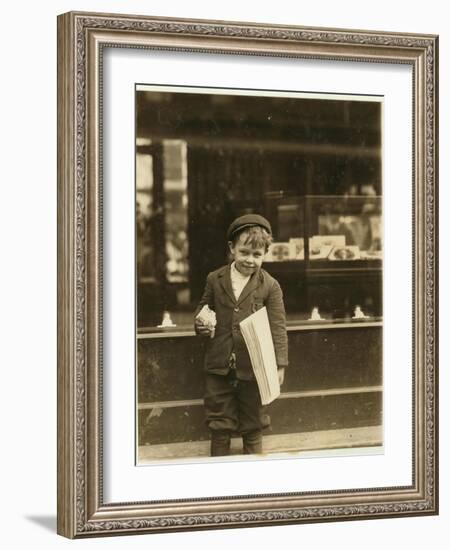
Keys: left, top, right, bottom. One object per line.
{"left": 135, "top": 87, "right": 383, "bottom": 329}
{"left": 163, "top": 141, "right": 189, "bottom": 283}
{"left": 272, "top": 195, "right": 383, "bottom": 262}
{"left": 136, "top": 140, "right": 189, "bottom": 285}
{"left": 136, "top": 150, "right": 155, "bottom": 282}
{"left": 314, "top": 195, "right": 382, "bottom": 261}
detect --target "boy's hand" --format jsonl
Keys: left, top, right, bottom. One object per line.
{"left": 277, "top": 367, "right": 285, "bottom": 386}
{"left": 194, "top": 317, "right": 212, "bottom": 336}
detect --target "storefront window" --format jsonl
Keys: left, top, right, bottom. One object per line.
{"left": 136, "top": 87, "right": 382, "bottom": 331}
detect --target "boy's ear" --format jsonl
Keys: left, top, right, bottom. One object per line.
{"left": 228, "top": 241, "right": 234, "bottom": 254}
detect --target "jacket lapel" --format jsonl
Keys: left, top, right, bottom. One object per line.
{"left": 236, "top": 269, "right": 263, "bottom": 306}
{"left": 218, "top": 265, "right": 237, "bottom": 304}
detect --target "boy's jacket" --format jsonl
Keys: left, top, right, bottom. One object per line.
{"left": 195, "top": 264, "right": 288, "bottom": 380}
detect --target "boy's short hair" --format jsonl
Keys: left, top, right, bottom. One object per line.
{"left": 232, "top": 226, "right": 273, "bottom": 252}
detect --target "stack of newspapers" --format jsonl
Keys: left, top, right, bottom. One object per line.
{"left": 239, "top": 307, "right": 280, "bottom": 405}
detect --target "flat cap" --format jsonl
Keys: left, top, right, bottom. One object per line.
{"left": 227, "top": 214, "right": 272, "bottom": 241}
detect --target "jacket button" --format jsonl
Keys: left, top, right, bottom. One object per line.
{"left": 234, "top": 307, "right": 239, "bottom": 312}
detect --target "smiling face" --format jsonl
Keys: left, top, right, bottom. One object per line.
{"left": 228, "top": 233, "right": 267, "bottom": 276}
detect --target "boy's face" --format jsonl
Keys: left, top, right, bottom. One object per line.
{"left": 228, "top": 233, "right": 266, "bottom": 276}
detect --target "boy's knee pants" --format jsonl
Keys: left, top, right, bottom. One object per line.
{"left": 204, "top": 370, "right": 269, "bottom": 435}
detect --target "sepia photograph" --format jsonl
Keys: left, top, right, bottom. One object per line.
{"left": 135, "top": 85, "right": 383, "bottom": 464}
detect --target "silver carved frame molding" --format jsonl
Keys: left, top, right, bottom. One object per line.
{"left": 57, "top": 11, "right": 439, "bottom": 538}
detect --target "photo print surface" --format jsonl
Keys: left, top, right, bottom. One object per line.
{"left": 135, "top": 85, "right": 383, "bottom": 464}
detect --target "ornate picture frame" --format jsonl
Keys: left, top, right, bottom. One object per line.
{"left": 57, "top": 11, "right": 438, "bottom": 538}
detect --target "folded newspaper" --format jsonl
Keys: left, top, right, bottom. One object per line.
{"left": 239, "top": 307, "right": 280, "bottom": 405}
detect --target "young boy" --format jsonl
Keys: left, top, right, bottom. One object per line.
{"left": 194, "top": 214, "right": 288, "bottom": 456}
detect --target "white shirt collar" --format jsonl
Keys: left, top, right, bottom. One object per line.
{"left": 230, "top": 261, "right": 250, "bottom": 280}
{"left": 230, "top": 261, "right": 251, "bottom": 300}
